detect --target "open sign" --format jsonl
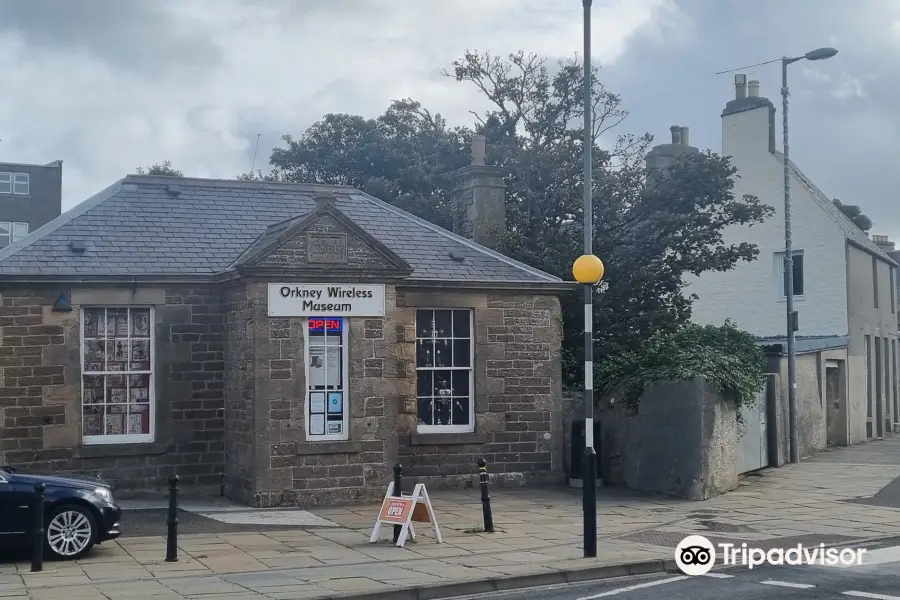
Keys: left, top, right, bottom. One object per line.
{"left": 309, "top": 317, "right": 342, "bottom": 333}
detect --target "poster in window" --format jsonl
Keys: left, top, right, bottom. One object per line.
{"left": 327, "top": 421, "right": 342, "bottom": 435}
{"left": 310, "top": 392, "right": 326, "bottom": 414}
{"left": 310, "top": 414, "right": 326, "bottom": 435}
{"left": 309, "top": 346, "right": 326, "bottom": 388}
{"left": 113, "top": 340, "right": 127, "bottom": 361}
{"left": 127, "top": 413, "right": 148, "bottom": 435}
{"left": 327, "top": 392, "right": 343, "bottom": 414}
{"left": 85, "top": 340, "right": 105, "bottom": 362}
{"left": 131, "top": 340, "right": 150, "bottom": 364}
{"left": 105, "top": 412, "right": 124, "bottom": 435}
{"left": 83, "top": 387, "right": 101, "bottom": 404}
{"left": 325, "top": 346, "right": 341, "bottom": 388}
{"left": 83, "top": 407, "right": 103, "bottom": 436}
{"left": 84, "top": 309, "right": 102, "bottom": 337}
{"left": 132, "top": 310, "right": 150, "bottom": 337}
{"left": 109, "top": 388, "right": 126, "bottom": 404}
{"left": 86, "top": 362, "right": 103, "bottom": 372}
{"left": 114, "top": 310, "right": 129, "bottom": 337}
{"left": 130, "top": 387, "right": 149, "bottom": 403}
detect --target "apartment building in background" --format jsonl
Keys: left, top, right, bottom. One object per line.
{"left": 0, "top": 160, "right": 63, "bottom": 248}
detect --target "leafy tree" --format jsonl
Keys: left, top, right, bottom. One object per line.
{"left": 833, "top": 198, "right": 872, "bottom": 232}
{"left": 135, "top": 160, "right": 184, "bottom": 177}
{"left": 260, "top": 50, "right": 774, "bottom": 388}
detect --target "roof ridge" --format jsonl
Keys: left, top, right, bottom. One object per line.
{"left": 773, "top": 152, "right": 895, "bottom": 265}
{"left": 350, "top": 191, "right": 562, "bottom": 282}
{"left": 0, "top": 179, "right": 124, "bottom": 264}
{"left": 123, "top": 175, "right": 358, "bottom": 194}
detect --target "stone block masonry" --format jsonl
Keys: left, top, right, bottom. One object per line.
{"left": 0, "top": 285, "right": 225, "bottom": 493}
{"left": 396, "top": 290, "right": 565, "bottom": 487}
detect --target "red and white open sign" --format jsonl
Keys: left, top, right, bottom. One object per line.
{"left": 370, "top": 482, "right": 443, "bottom": 548}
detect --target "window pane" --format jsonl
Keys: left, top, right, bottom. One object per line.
{"left": 0, "top": 223, "right": 9, "bottom": 235}
{"left": 84, "top": 308, "right": 104, "bottom": 338}
{"left": 451, "top": 370, "right": 470, "bottom": 397}
{"left": 793, "top": 254, "right": 804, "bottom": 296}
{"left": 12, "top": 222, "right": 28, "bottom": 240}
{"left": 416, "top": 310, "right": 433, "bottom": 338}
{"left": 12, "top": 175, "right": 28, "bottom": 194}
{"left": 453, "top": 339, "right": 470, "bottom": 368}
{"left": 83, "top": 405, "right": 105, "bottom": 436}
{"left": 452, "top": 310, "right": 471, "bottom": 338}
{"left": 130, "top": 339, "right": 151, "bottom": 368}
{"left": 451, "top": 397, "right": 470, "bottom": 426}
{"left": 132, "top": 309, "right": 150, "bottom": 336}
{"left": 417, "top": 398, "right": 434, "bottom": 425}
{"left": 83, "top": 376, "right": 104, "bottom": 404}
{"left": 84, "top": 340, "right": 106, "bottom": 370}
{"left": 433, "top": 310, "right": 452, "bottom": 338}
{"left": 416, "top": 370, "right": 432, "bottom": 397}
{"left": 432, "top": 370, "right": 452, "bottom": 396}
{"left": 416, "top": 339, "right": 434, "bottom": 368}
{"left": 434, "top": 339, "right": 452, "bottom": 367}
{"left": 0, "top": 173, "right": 10, "bottom": 194}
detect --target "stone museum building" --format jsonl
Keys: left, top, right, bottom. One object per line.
{"left": 0, "top": 138, "right": 571, "bottom": 506}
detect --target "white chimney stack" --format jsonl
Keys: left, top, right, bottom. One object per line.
{"left": 735, "top": 74, "right": 747, "bottom": 99}
{"left": 748, "top": 80, "right": 760, "bottom": 97}
{"left": 680, "top": 126, "right": 690, "bottom": 146}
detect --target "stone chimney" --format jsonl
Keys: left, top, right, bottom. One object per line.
{"left": 446, "top": 135, "right": 506, "bottom": 251}
{"left": 722, "top": 73, "right": 776, "bottom": 157}
{"left": 872, "top": 234, "right": 895, "bottom": 252}
{"left": 645, "top": 125, "right": 699, "bottom": 175}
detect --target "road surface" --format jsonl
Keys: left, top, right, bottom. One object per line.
{"left": 455, "top": 537, "right": 900, "bottom": 600}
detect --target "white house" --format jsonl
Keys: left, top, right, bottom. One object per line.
{"left": 662, "top": 74, "right": 898, "bottom": 452}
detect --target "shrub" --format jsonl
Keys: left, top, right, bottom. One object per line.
{"left": 594, "top": 320, "right": 766, "bottom": 412}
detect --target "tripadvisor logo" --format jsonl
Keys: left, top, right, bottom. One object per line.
{"left": 675, "top": 535, "right": 867, "bottom": 575}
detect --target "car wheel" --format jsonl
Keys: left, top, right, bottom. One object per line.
{"left": 43, "top": 504, "right": 97, "bottom": 560}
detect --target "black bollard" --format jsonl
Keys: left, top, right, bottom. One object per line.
{"left": 31, "top": 482, "right": 45, "bottom": 572}
{"left": 165, "top": 474, "right": 179, "bottom": 562}
{"left": 392, "top": 463, "right": 403, "bottom": 543}
{"left": 477, "top": 458, "right": 494, "bottom": 533}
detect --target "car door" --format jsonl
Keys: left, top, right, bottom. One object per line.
{"left": 0, "top": 471, "right": 36, "bottom": 547}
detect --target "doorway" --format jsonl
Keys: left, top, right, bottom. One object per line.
{"left": 825, "top": 359, "right": 846, "bottom": 445}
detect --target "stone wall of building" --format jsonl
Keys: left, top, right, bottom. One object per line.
{"left": 395, "top": 290, "right": 565, "bottom": 487}
{"left": 243, "top": 281, "right": 401, "bottom": 507}
{"left": 0, "top": 285, "right": 225, "bottom": 494}
{"left": 223, "top": 283, "right": 257, "bottom": 503}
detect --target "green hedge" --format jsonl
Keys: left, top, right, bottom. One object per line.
{"left": 594, "top": 320, "right": 766, "bottom": 412}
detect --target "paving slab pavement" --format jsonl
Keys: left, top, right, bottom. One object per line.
{"left": 5, "top": 437, "right": 900, "bottom": 599}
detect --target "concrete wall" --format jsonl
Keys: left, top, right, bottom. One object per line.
{"left": 846, "top": 244, "right": 899, "bottom": 442}
{"left": 597, "top": 379, "right": 739, "bottom": 500}
{"left": 685, "top": 85, "right": 848, "bottom": 339}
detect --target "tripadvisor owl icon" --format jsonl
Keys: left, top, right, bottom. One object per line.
{"left": 675, "top": 535, "right": 716, "bottom": 576}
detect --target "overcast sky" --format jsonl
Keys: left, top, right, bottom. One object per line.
{"left": 2, "top": 0, "right": 899, "bottom": 239}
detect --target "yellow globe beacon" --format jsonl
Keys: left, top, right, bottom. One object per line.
{"left": 572, "top": 254, "right": 605, "bottom": 284}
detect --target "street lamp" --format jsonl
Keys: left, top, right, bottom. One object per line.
{"left": 575, "top": 0, "right": 603, "bottom": 559}
{"left": 782, "top": 46, "right": 837, "bottom": 464}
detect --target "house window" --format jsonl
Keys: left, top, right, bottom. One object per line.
{"left": 0, "top": 222, "right": 28, "bottom": 247}
{"left": 776, "top": 250, "right": 804, "bottom": 298}
{"left": 0, "top": 173, "right": 10, "bottom": 194}
{"left": 304, "top": 317, "right": 349, "bottom": 440}
{"left": 891, "top": 268, "right": 896, "bottom": 314}
{"left": 415, "top": 309, "right": 474, "bottom": 433}
{"left": 12, "top": 173, "right": 29, "bottom": 195}
{"left": 81, "top": 307, "right": 154, "bottom": 444}
{"left": 873, "top": 257, "right": 880, "bottom": 309}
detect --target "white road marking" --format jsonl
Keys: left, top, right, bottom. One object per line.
{"left": 830, "top": 546, "right": 900, "bottom": 568}
{"left": 701, "top": 573, "right": 733, "bottom": 579}
{"left": 842, "top": 592, "right": 900, "bottom": 600}
{"left": 760, "top": 580, "right": 816, "bottom": 589}
{"left": 575, "top": 576, "right": 688, "bottom": 599}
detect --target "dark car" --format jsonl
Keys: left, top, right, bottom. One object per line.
{"left": 0, "top": 466, "right": 122, "bottom": 560}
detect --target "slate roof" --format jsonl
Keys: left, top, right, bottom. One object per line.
{"left": 0, "top": 176, "right": 563, "bottom": 285}
{"left": 775, "top": 153, "right": 898, "bottom": 267}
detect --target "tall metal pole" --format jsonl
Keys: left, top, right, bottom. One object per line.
{"left": 581, "top": 0, "right": 597, "bottom": 559}
{"left": 782, "top": 58, "right": 799, "bottom": 464}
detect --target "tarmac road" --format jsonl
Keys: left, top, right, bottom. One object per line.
{"left": 453, "top": 537, "right": 900, "bottom": 600}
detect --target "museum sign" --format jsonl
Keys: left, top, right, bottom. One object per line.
{"left": 267, "top": 283, "right": 386, "bottom": 317}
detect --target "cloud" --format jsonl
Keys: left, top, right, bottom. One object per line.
{"left": 0, "top": 0, "right": 677, "bottom": 210}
